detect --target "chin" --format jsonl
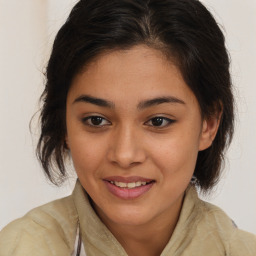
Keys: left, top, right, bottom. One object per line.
{"left": 110, "top": 215, "right": 149, "bottom": 227}
{"left": 103, "top": 206, "right": 153, "bottom": 226}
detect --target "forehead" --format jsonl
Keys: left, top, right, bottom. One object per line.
{"left": 68, "top": 45, "right": 198, "bottom": 107}
{"left": 80, "top": 45, "right": 179, "bottom": 82}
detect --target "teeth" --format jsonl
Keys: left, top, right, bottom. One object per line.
{"left": 118, "top": 182, "right": 127, "bottom": 188}
{"left": 128, "top": 182, "right": 136, "bottom": 188}
{"left": 111, "top": 181, "right": 150, "bottom": 189}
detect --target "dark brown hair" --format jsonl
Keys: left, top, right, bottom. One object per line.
{"left": 37, "top": 0, "right": 234, "bottom": 191}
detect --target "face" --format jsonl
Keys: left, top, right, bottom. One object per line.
{"left": 66, "top": 45, "right": 214, "bottom": 228}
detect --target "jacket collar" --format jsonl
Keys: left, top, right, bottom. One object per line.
{"left": 72, "top": 180, "right": 200, "bottom": 255}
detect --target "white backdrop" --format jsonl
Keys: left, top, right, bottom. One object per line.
{"left": 0, "top": 0, "right": 255, "bottom": 234}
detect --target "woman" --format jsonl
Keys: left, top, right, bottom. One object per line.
{"left": 0, "top": 0, "right": 255, "bottom": 255}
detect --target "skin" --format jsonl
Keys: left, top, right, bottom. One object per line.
{"left": 66, "top": 45, "right": 220, "bottom": 256}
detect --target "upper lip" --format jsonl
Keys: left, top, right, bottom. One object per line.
{"left": 103, "top": 176, "right": 154, "bottom": 183}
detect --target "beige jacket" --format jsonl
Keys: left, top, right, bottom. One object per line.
{"left": 0, "top": 180, "right": 255, "bottom": 256}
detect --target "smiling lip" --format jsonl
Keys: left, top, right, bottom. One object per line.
{"left": 103, "top": 176, "right": 153, "bottom": 183}
{"left": 103, "top": 176, "right": 155, "bottom": 200}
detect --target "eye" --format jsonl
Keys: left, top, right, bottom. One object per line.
{"left": 82, "top": 116, "right": 111, "bottom": 127}
{"left": 145, "top": 117, "right": 175, "bottom": 128}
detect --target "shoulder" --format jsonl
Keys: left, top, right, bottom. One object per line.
{"left": 197, "top": 198, "right": 256, "bottom": 255}
{"left": 0, "top": 195, "right": 78, "bottom": 256}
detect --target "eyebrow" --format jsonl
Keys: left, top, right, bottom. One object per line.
{"left": 137, "top": 96, "right": 185, "bottom": 110}
{"left": 73, "top": 95, "right": 115, "bottom": 108}
{"left": 73, "top": 94, "right": 185, "bottom": 109}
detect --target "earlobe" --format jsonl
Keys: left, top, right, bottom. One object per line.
{"left": 199, "top": 113, "right": 221, "bottom": 151}
{"left": 65, "top": 136, "right": 69, "bottom": 150}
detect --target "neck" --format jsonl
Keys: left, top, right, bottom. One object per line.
{"left": 109, "top": 218, "right": 178, "bottom": 256}
{"left": 95, "top": 194, "right": 184, "bottom": 256}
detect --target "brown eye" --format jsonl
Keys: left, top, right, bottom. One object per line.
{"left": 146, "top": 117, "right": 175, "bottom": 128}
{"left": 82, "top": 116, "right": 111, "bottom": 127}
{"left": 151, "top": 117, "right": 164, "bottom": 126}
{"left": 90, "top": 116, "right": 104, "bottom": 125}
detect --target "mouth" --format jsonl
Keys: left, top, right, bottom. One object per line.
{"left": 103, "top": 176, "right": 155, "bottom": 199}
{"left": 106, "top": 180, "right": 154, "bottom": 189}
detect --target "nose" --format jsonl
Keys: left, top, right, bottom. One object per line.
{"left": 107, "top": 125, "right": 146, "bottom": 169}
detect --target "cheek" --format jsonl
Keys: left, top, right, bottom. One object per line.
{"left": 68, "top": 133, "right": 107, "bottom": 178}
{"left": 149, "top": 129, "right": 200, "bottom": 176}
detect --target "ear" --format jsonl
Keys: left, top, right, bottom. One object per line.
{"left": 199, "top": 111, "right": 222, "bottom": 151}
{"left": 65, "top": 135, "right": 69, "bottom": 150}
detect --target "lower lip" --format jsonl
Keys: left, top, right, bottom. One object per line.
{"left": 104, "top": 181, "right": 154, "bottom": 200}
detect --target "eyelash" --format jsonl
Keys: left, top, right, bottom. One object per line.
{"left": 81, "top": 116, "right": 175, "bottom": 128}
{"left": 82, "top": 116, "right": 111, "bottom": 127}
{"left": 145, "top": 117, "right": 175, "bottom": 128}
